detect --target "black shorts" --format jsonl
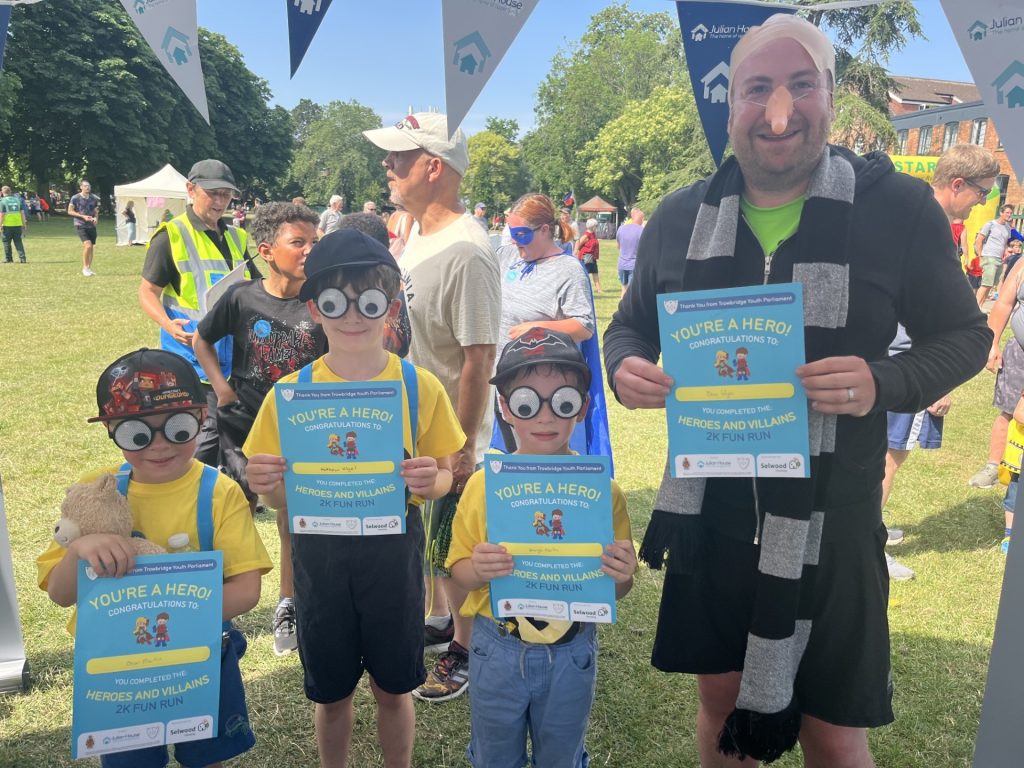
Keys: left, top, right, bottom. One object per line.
{"left": 76, "top": 225, "right": 98, "bottom": 243}
{"left": 292, "top": 506, "right": 427, "bottom": 703}
{"left": 584, "top": 260, "right": 598, "bottom": 274}
{"left": 651, "top": 522, "right": 894, "bottom": 728}
{"left": 217, "top": 399, "right": 258, "bottom": 500}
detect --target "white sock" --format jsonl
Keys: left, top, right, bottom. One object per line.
{"left": 425, "top": 614, "right": 451, "bottom": 630}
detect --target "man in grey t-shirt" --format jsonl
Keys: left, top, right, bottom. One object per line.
{"left": 975, "top": 204, "right": 1015, "bottom": 306}
{"left": 317, "top": 195, "right": 344, "bottom": 237}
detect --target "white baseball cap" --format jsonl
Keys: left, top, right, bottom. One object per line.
{"left": 363, "top": 113, "right": 470, "bottom": 176}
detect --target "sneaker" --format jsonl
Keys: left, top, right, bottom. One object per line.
{"left": 272, "top": 600, "right": 297, "bottom": 656}
{"left": 886, "top": 528, "right": 904, "bottom": 546}
{"left": 1001, "top": 536, "right": 1011, "bottom": 555}
{"left": 412, "top": 642, "right": 469, "bottom": 702}
{"left": 424, "top": 617, "right": 454, "bottom": 653}
{"left": 968, "top": 463, "right": 1000, "bottom": 490}
{"left": 82, "top": 267, "right": 95, "bottom": 277}
{"left": 885, "top": 552, "right": 915, "bottom": 581}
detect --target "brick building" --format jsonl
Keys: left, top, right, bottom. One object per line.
{"left": 887, "top": 76, "right": 1021, "bottom": 205}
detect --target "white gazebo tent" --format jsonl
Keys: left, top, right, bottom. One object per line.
{"left": 113, "top": 164, "right": 189, "bottom": 245}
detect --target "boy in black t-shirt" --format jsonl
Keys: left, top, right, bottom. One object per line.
{"left": 195, "top": 201, "right": 325, "bottom": 656}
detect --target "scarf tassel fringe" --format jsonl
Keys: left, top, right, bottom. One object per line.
{"left": 718, "top": 701, "right": 801, "bottom": 764}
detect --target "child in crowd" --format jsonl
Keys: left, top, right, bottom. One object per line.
{"left": 243, "top": 229, "right": 465, "bottom": 768}
{"left": 999, "top": 394, "right": 1024, "bottom": 554}
{"left": 37, "top": 348, "right": 272, "bottom": 768}
{"left": 446, "top": 328, "right": 636, "bottom": 767}
{"left": 194, "top": 201, "right": 325, "bottom": 657}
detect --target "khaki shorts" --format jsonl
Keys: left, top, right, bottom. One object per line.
{"left": 982, "top": 258, "right": 1003, "bottom": 288}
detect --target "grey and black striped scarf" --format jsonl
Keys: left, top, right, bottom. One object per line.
{"left": 639, "top": 148, "right": 854, "bottom": 763}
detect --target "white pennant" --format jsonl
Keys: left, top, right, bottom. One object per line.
{"left": 939, "top": 0, "right": 1024, "bottom": 180}
{"left": 441, "top": 0, "right": 539, "bottom": 137}
{"left": 119, "top": 0, "right": 209, "bottom": 123}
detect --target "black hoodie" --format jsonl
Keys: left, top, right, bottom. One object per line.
{"left": 604, "top": 146, "right": 991, "bottom": 539}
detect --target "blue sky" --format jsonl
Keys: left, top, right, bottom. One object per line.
{"left": 197, "top": 0, "right": 971, "bottom": 136}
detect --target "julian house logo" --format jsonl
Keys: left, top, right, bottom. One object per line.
{"left": 691, "top": 23, "right": 709, "bottom": 42}
{"left": 970, "top": 15, "right": 1023, "bottom": 40}
{"left": 993, "top": 60, "right": 1024, "bottom": 109}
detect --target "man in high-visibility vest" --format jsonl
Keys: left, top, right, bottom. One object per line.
{"left": 138, "top": 159, "right": 254, "bottom": 466}
{"left": 0, "top": 185, "right": 27, "bottom": 263}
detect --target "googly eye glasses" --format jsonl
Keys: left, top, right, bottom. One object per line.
{"left": 504, "top": 386, "right": 585, "bottom": 420}
{"left": 109, "top": 412, "right": 202, "bottom": 452}
{"left": 316, "top": 287, "right": 390, "bottom": 320}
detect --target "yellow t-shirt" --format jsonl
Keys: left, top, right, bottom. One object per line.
{"left": 243, "top": 353, "right": 466, "bottom": 507}
{"left": 446, "top": 467, "right": 632, "bottom": 637}
{"left": 37, "top": 460, "right": 273, "bottom": 632}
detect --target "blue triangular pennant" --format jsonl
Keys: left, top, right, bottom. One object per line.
{"left": 287, "top": 0, "right": 334, "bottom": 77}
{"left": 676, "top": 1, "right": 796, "bottom": 166}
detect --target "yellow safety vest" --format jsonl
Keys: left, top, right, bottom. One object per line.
{"left": 157, "top": 213, "right": 248, "bottom": 319}
{"left": 0, "top": 196, "right": 24, "bottom": 227}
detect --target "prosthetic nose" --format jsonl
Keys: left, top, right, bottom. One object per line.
{"left": 765, "top": 86, "right": 794, "bottom": 135}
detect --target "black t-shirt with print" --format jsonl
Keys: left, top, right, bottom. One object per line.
{"left": 197, "top": 279, "right": 327, "bottom": 413}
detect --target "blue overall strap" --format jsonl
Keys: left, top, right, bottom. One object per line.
{"left": 297, "top": 362, "right": 313, "bottom": 384}
{"left": 195, "top": 464, "right": 219, "bottom": 552}
{"left": 117, "top": 462, "right": 132, "bottom": 496}
{"left": 400, "top": 358, "right": 418, "bottom": 457}
{"left": 193, "top": 464, "right": 230, "bottom": 632}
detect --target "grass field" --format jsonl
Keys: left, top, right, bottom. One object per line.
{"left": 0, "top": 219, "right": 1011, "bottom": 766}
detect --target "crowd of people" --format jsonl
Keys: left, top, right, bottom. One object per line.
{"left": 23, "top": 13, "right": 1021, "bottom": 768}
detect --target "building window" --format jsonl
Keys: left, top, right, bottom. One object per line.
{"left": 970, "top": 118, "right": 987, "bottom": 146}
{"left": 997, "top": 175, "right": 1009, "bottom": 208}
{"left": 917, "top": 125, "right": 932, "bottom": 155}
{"left": 942, "top": 122, "right": 959, "bottom": 151}
{"left": 897, "top": 129, "right": 908, "bottom": 154}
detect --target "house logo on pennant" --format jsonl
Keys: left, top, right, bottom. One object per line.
{"left": 701, "top": 61, "right": 730, "bottom": 104}
{"left": 691, "top": 24, "right": 709, "bottom": 42}
{"left": 994, "top": 60, "right": 1024, "bottom": 109}
{"left": 453, "top": 31, "right": 492, "bottom": 76}
{"left": 133, "top": 0, "right": 146, "bottom": 14}
{"left": 968, "top": 20, "right": 988, "bottom": 40}
{"left": 294, "top": 0, "right": 323, "bottom": 14}
{"left": 161, "top": 26, "right": 193, "bottom": 67}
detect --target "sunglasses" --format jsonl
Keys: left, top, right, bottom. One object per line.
{"left": 110, "top": 412, "right": 201, "bottom": 452}
{"left": 504, "top": 386, "right": 585, "bottom": 420}
{"left": 961, "top": 178, "right": 991, "bottom": 200}
{"left": 509, "top": 224, "right": 544, "bottom": 247}
{"left": 316, "top": 287, "right": 390, "bottom": 320}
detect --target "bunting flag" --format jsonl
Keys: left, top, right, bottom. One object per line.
{"left": 940, "top": 0, "right": 1024, "bottom": 181}
{"left": 287, "top": 0, "right": 334, "bottom": 77}
{"left": 676, "top": 1, "right": 796, "bottom": 166}
{"left": 0, "top": 6, "right": 9, "bottom": 71}
{"left": 119, "top": 0, "right": 209, "bottom": 123}
{"left": 442, "top": 0, "right": 539, "bottom": 137}
{"left": 563, "top": 191, "right": 575, "bottom": 208}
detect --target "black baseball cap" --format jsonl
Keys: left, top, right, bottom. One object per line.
{"left": 187, "top": 159, "right": 239, "bottom": 194}
{"left": 90, "top": 349, "right": 204, "bottom": 423}
{"left": 299, "top": 228, "right": 401, "bottom": 301}
{"left": 490, "top": 328, "right": 591, "bottom": 389}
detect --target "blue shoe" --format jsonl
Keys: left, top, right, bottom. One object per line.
{"left": 1001, "top": 537, "right": 1011, "bottom": 555}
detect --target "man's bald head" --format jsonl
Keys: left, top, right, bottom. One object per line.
{"left": 729, "top": 14, "right": 835, "bottom": 105}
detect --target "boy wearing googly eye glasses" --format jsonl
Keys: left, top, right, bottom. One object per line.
{"left": 242, "top": 228, "right": 466, "bottom": 768}
{"left": 37, "top": 347, "right": 273, "bottom": 768}
{"left": 445, "top": 328, "right": 636, "bottom": 767}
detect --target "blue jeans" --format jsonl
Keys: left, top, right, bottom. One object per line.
{"left": 467, "top": 614, "right": 596, "bottom": 768}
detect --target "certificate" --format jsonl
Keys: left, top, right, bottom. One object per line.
{"left": 276, "top": 381, "right": 406, "bottom": 535}
{"left": 72, "top": 553, "right": 223, "bottom": 760}
{"left": 485, "top": 455, "right": 616, "bottom": 624}
{"left": 657, "top": 283, "right": 809, "bottom": 478}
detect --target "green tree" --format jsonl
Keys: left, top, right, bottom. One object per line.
{"left": 462, "top": 131, "right": 525, "bottom": 213}
{"left": 584, "top": 86, "right": 713, "bottom": 211}
{"left": 483, "top": 117, "right": 519, "bottom": 143}
{"left": 291, "top": 98, "right": 324, "bottom": 144}
{"left": 289, "top": 100, "right": 383, "bottom": 208}
{"left": 830, "top": 91, "right": 897, "bottom": 153}
{"left": 522, "top": 2, "right": 686, "bottom": 198}
{"left": 0, "top": 1, "right": 293, "bottom": 203}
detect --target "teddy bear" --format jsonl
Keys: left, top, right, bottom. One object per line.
{"left": 53, "top": 473, "right": 165, "bottom": 555}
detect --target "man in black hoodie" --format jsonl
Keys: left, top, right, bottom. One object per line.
{"left": 604, "top": 15, "right": 990, "bottom": 768}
